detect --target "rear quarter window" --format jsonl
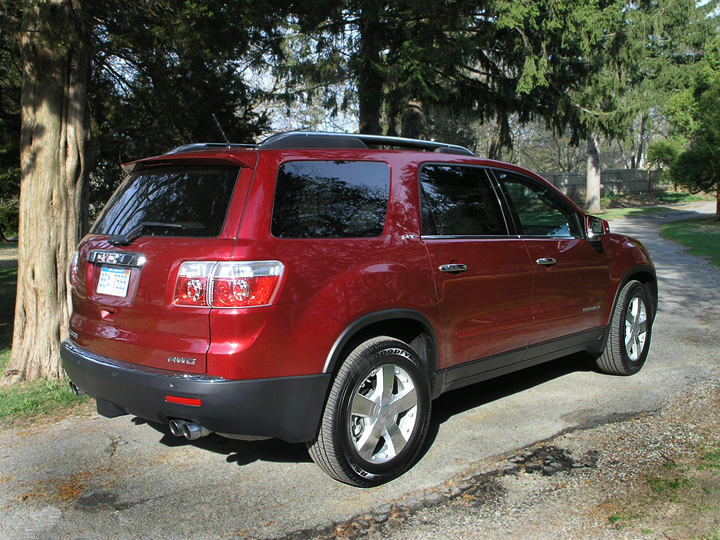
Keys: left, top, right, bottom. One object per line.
{"left": 92, "top": 166, "right": 240, "bottom": 238}
{"left": 271, "top": 160, "right": 391, "bottom": 238}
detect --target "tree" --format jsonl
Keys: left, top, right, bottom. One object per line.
{"left": 0, "top": 11, "right": 22, "bottom": 239}
{"left": 1, "top": 0, "right": 287, "bottom": 384}
{"left": 277, "top": 0, "right": 713, "bottom": 198}
{"left": 654, "top": 35, "right": 720, "bottom": 220}
{"left": 0, "top": 0, "right": 92, "bottom": 383}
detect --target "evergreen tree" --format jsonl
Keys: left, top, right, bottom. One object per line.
{"left": 652, "top": 34, "right": 720, "bottom": 220}
{"left": 278, "top": 0, "right": 715, "bottom": 214}
{"left": 0, "top": 0, "right": 288, "bottom": 384}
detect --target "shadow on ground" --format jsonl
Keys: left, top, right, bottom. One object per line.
{"left": 140, "top": 352, "right": 599, "bottom": 471}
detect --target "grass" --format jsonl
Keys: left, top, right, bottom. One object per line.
{"left": 660, "top": 216, "right": 720, "bottom": 268}
{"left": 607, "top": 433, "right": 720, "bottom": 538}
{"left": 0, "top": 246, "right": 89, "bottom": 428}
{"left": 0, "top": 348, "right": 90, "bottom": 428}
{"left": 592, "top": 191, "right": 714, "bottom": 220}
{"left": 596, "top": 206, "right": 670, "bottom": 219}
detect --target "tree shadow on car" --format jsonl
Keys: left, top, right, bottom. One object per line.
{"left": 137, "top": 418, "right": 312, "bottom": 466}
{"left": 417, "top": 351, "right": 599, "bottom": 463}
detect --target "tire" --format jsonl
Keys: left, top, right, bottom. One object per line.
{"left": 307, "top": 336, "right": 432, "bottom": 487}
{"left": 596, "top": 280, "right": 653, "bottom": 376}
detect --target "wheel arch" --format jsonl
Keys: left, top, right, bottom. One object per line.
{"left": 595, "top": 265, "right": 657, "bottom": 357}
{"left": 615, "top": 265, "right": 658, "bottom": 318}
{"left": 322, "top": 309, "right": 439, "bottom": 382}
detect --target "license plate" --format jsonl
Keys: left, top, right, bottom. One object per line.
{"left": 97, "top": 266, "right": 131, "bottom": 297}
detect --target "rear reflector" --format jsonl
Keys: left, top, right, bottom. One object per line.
{"left": 165, "top": 395, "right": 202, "bottom": 407}
{"left": 173, "top": 260, "right": 284, "bottom": 308}
{"left": 69, "top": 252, "right": 79, "bottom": 288}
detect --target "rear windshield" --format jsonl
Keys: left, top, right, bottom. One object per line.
{"left": 92, "top": 166, "right": 240, "bottom": 238}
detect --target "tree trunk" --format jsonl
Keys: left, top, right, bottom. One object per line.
{"left": 633, "top": 114, "right": 647, "bottom": 169}
{"left": 2, "top": 0, "right": 92, "bottom": 384}
{"left": 585, "top": 133, "right": 602, "bottom": 214}
{"left": 356, "top": 0, "right": 383, "bottom": 135}
{"left": 400, "top": 101, "right": 424, "bottom": 139}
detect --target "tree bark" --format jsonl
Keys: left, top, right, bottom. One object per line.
{"left": 356, "top": 0, "right": 383, "bottom": 135}
{"left": 585, "top": 133, "right": 602, "bottom": 214}
{"left": 633, "top": 114, "right": 647, "bottom": 169}
{"left": 400, "top": 101, "right": 424, "bottom": 139}
{"left": 2, "top": 0, "right": 92, "bottom": 384}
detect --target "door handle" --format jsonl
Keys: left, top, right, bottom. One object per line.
{"left": 439, "top": 263, "right": 468, "bottom": 274}
{"left": 536, "top": 257, "right": 557, "bottom": 267}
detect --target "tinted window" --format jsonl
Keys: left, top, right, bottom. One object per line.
{"left": 420, "top": 165, "right": 507, "bottom": 236}
{"left": 92, "top": 167, "right": 240, "bottom": 237}
{"left": 495, "top": 170, "right": 581, "bottom": 237}
{"left": 271, "top": 161, "right": 390, "bottom": 238}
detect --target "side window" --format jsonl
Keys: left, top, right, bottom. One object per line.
{"left": 420, "top": 165, "right": 507, "bottom": 236}
{"left": 271, "top": 161, "right": 391, "bottom": 238}
{"left": 495, "top": 170, "right": 582, "bottom": 237}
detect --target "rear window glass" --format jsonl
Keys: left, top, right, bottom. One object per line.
{"left": 92, "top": 166, "right": 240, "bottom": 238}
{"left": 271, "top": 161, "right": 391, "bottom": 238}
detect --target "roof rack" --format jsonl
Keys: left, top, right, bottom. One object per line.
{"left": 259, "top": 132, "right": 475, "bottom": 156}
{"left": 163, "top": 132, "right": 475, "bottom": 157}
{"left": 164, "top": 142, "right": 255, "bottom": 155}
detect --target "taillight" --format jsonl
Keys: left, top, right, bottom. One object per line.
{"left": 173, "top": 261, "right": 284, "bottom": 308}
{"left": 174, "top": 262, "right": 214, "bottom": 306}
{"left": 69, "top": 252, "right": 79, "bottom": 288}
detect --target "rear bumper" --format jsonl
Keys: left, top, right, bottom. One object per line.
{"left": 61, "top": 340, "right": 331, "bottom": 443}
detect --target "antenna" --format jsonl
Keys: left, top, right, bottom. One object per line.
{"left": 212, "top": 114, "right": 231, "bottom": 146}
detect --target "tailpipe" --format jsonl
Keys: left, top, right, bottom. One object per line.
{"left": 69, "top": 381, "right": 87, "bottom": 397}
{"left": 168, "top": 419, "right": 212, "bottom": 440}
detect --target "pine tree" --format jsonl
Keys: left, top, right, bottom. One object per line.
{"left": 0, "top": 0, "right": 289, "bottom": 383}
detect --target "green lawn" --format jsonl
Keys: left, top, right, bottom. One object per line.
{"left": 596, "top": 206, "right": 671, "bottom": 220}
{"left": 0, "top": 348, "right": 89, "bottom": 427}
{"left": 0, "top": 247, "right": 88, "bottom": 427}
{"left": 593, "top": 192, "right": 714, "bottom": 220}
{"left": 660, "top": 216, "right": 720, "bottom": 268}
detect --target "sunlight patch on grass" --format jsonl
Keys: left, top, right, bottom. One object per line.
{"left": 660, "top": 217, "right": 720, "bottom": 268}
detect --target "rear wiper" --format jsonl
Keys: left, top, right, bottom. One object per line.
{"left": 108, "top": 221, "right": 184, "bottom": 246}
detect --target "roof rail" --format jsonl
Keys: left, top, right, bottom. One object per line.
{"left": 164, "top": 142, "right": 255, "bottom": 155}
{"left": 259, "top": 131, "right": 475, "bottom": 156}
{"left": 162, "top": 132, "right": 475, "bottom": 157}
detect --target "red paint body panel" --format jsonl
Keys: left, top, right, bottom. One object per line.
{"left": 423, "top": 238, "right": 534, "bottom": 367}
{"left": 69, "top": 144, "right": 656, "bottom": 388}
{"left": 524, "top": 238, "right": 609, "bottom": 343}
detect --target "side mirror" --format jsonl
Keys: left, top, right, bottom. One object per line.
{"left": 586, "top": 215, "right": 609, "bottom": 239}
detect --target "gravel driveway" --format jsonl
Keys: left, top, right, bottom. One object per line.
{"left": 0, "top": 202, "right": 718, "bottom": 540}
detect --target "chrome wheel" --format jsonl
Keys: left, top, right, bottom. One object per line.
{"left": 307, "top": 336, "right": 431, "bottom": 487}
{"left": 349, "top": 364, "right": 418, "bottom": 464}
{"left": 624, "top": 295, "right": 648, "bottom": 362}
{"left": 596, "top": 280, "right": 654, "bottom": 376}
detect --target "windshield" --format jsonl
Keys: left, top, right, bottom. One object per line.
{"left": 92, "top": 166, "right": 240, "bottom": 238}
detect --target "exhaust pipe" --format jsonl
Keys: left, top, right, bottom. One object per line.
{"left": 69, "top": 381, "right": 87, "bottom": 397}
{"left": 168, "top": 419, "right": 187, "bottom": 437}
{"left": 168, "top": 419, "right": 212, "bottom": 440}
{"left": 182, "top": 422, "right": 212, "bottom": 440}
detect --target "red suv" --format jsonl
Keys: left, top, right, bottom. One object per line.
{"left": 62, "top": 132, "right": 656, "bottom": 486}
